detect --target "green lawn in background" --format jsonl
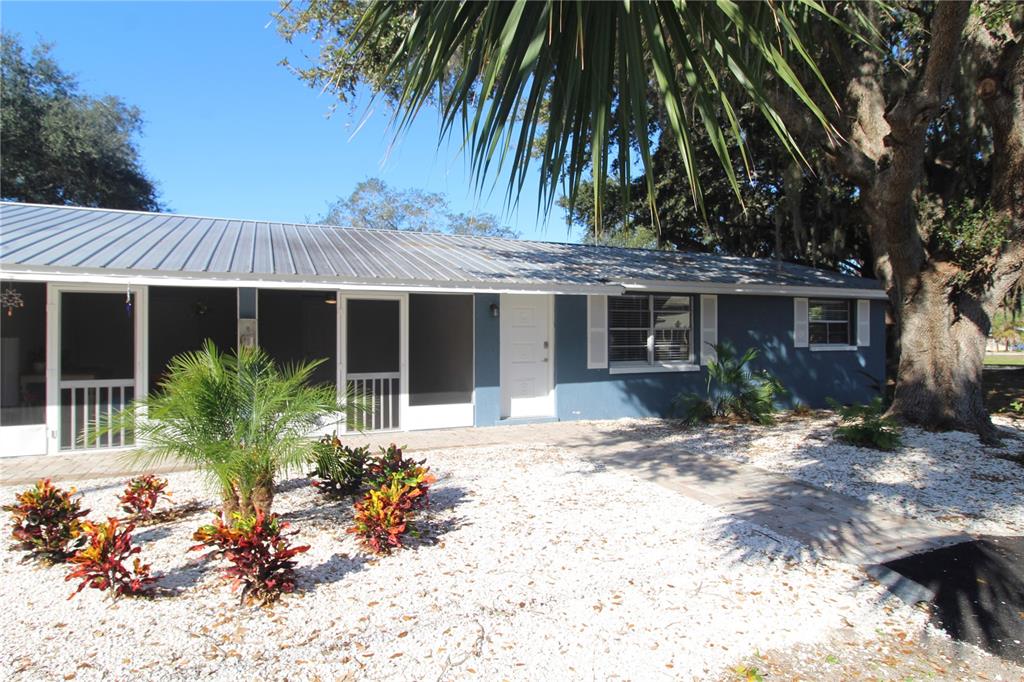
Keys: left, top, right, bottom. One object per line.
{"left": 985, "top": 354, "right": 1024, "bottom": 367}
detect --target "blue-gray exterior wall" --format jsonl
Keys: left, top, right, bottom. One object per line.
{"left": 473, "top": 293, "right": 502, "bottom": 426}
{"left": 473, "top": 292, "right": 886, "bottom": 426}
{"left": 716, "top": 293, "right": 885, "bottom": 409}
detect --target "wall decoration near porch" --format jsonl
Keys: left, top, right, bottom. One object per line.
{"left": 1, "top": 287, "right": 24, "bottom": 317}
{"left": 125, "top": 286, "right": 133, "bottom": 315}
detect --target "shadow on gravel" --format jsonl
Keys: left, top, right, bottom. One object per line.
{"left": 884, "top": 536, "right": 1024, "bottom": 665}
{"left": 134, "top": 525, "right": 173, "bottom": 544}
{"left": 275, "top": 477, "right": 317, "bottom": 494}
{"left": 302, "top": 551, "right": 370, "bottom": 589}
{"left": 159, "top": 557, "right": 213, "bottom": 594}
{"left": 73, "top": 480, "right": 127, "bottom": 495}
{"left": 279, "top": 495, "right": 354, "bottom": 524}
{"left": 573, "top": 417, "right": 1018, "bottom": 566}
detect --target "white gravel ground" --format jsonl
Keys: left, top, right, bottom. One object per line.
{"left": 0, "top": 444, "right": 959, "bottom": 681}
{"left": 596, "top": 414, "right": 1024, "bottom": 537}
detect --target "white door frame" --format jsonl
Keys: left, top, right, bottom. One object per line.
{"left": 337, "top": 291, "right": 408, "bottom": 432}
{"left": 45, "top": 282, "right": 148, "bottom": 455}
{"left": 499, "top": 293, "right": 555, "bottom": 419}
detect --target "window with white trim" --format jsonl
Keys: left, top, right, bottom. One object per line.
{"left": 808, "top": 298, "right": 852, "bottom": 345}
{"left": 608, "top": 294, "right": 693, "bottom": 368}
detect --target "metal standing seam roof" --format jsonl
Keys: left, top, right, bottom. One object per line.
{"left": 0, "top": 202, "right": 885, "bottom": 296}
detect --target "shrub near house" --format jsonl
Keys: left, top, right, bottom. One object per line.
{"left": 66, "top": 517, "right": 154, "bottom": 600}
{"left": 191, "top": 511, "right": 310, "bottom": 606}
{"left": 350, "top": 445, "right": 437, "bottom": 554}
{"left": 2, "top": 479, "right": 88, "bottom": 562}
{"left": 674, "top": 343, "right": 787, "bottom": 426}
{"left": 106, "top": 341, "right": 343, "bottom": 518}
{"left": 829, "top": 397, "right": 903, "bottom": 451}
{"left": 309, "top": 434, "right": 369, "bottom": 496}
{"left": 118, "top": 475, "right": 171, "bottom": 521}
{"left": 3, "top": 382, "right": 439, "bottom": 608}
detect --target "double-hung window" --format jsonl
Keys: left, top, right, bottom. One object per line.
{"left": 608, "top": 294, "right": 693, "bottom": 370}
{"left": 808, "top": 299, "right": 852, "bottom": 346}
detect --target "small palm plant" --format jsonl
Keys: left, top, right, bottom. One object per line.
{"left": 104, "top": 341, "right": 349, "bottom": 518}
{"left": 827, "top": 397, "right": 902, "bottom": 451}
{"left": 674, "top": 342, "right": 786, "bottom": 426}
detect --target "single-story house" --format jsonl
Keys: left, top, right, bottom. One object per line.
{"left": 0, "top": 201, "right": 887, "bottom": 458}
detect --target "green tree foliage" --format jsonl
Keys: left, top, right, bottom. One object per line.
{"left": 562, "top": 118, "right": 870, "bottom": 275}
{"left": 281, "top": 1, "right": 837, "bottom": 224}
{"left": 0, "top": 33, "right": 160, "bottom": 210}
{"left": 580, "top": 219, "right": 662, "bottom": 250}
{"left": 277, "top": 0, "right": 419, "bottom": 108}
{"left": 319, "top": 177, "right": 518, "bottom": 238}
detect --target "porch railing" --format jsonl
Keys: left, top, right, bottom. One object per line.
{"left": 346, "top": 372, "right": 400, "bottom": 431}
{"left": 60, "top": 379, "right": 135, "bottom": 450}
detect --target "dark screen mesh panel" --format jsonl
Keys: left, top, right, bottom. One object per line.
{"left": 409, "top": 294, "right": 473, "bottom": 406}
{"left": 259, "top": 290, "right": 337, "bottom": 386}
{"left": 58, "top": 291, "right": 136, "bottom": 450}
{"left": 61, "top": 292, "right": 135, "bottom": 379}
{"left": 346, "top": 299, "right": 400, "bottom": 374}
{"left": 148, "top": 287, "right": 237, "bottom": 391}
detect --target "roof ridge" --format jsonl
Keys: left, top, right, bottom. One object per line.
{"left": 0, "top": 201, "right": 719, "bottom": 258}
{"left": 0, "top": 200, "right": 575, "bottom": 248}
{"left": 0, "top": 201, "right": 877, "bottom": 284}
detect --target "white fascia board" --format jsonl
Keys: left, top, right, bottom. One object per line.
{"left": 0, "top": 264, "right": 625, "bottom": 296}
{"left": 618, "top": 279, "right": 888, "bottom": 300}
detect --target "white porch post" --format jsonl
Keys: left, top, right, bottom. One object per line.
{"left": 44, "top": 283, "right": 60, "bottom": 455}
{"left": 399, "top": 293, "right": 409, "bottom": 432}
{"left": 133, "top": 285, "right": 149, "bottom": 437}
{"left": 337, "top": 293, "right": 347, "bottom": 433}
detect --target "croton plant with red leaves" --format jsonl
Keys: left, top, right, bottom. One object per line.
{"left": 364, "top": 444, "right": 437, "bottom": 509}
{"left": 118, "top": 474, "right": 171, "bottom": 520}
{"left": 190, "top": 511, "right": 309, "bottom": 605}
{"left": 2, "top": 478, "right": 89, "bottom": 562}
{"left": 348, "top": 462, "right": 435, "bottom": 555}
{"left": 65, "top": 517, "right": 154, "bottom": 599}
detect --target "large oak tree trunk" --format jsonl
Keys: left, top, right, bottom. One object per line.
{"left": 888, "top": 267, "right": 995, "bottom": 438}
{"left": 774, "top": 2, "right": 1022, "bottom": 439}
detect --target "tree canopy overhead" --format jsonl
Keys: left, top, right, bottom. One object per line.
{"left": 279, "top": 0, "right": 840, "bottom": 224}
{"left": 318, "top": 177, "right": 519, "bottom": 239}
{"left": 1, "top": 33, "right": 161, "bottom": 211}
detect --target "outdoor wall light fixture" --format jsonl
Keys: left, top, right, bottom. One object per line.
{"left": 324, "top": 297, "right": 337, "bottom": 305}
{"left": 490, "top": 303, "right": 500, "bottom": 318}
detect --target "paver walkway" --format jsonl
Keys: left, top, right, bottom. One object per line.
{"left": 0, "top": 420, "right": 968, "bottom": 566}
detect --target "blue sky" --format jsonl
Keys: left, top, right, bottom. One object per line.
{"left": 2, "top": 1, "right": 575, "bottom": 242}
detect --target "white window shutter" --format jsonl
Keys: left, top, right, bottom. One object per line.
{"left": 700, "top": 294, "right": 718, "bottom": 365}
{"left": 794, "top": 298, "right": 809, "bottom": 348}
{"left": 586, "top": 295, "right": 608, "bottom": 369}
{"left": 857, "top": 299, "right": 871, "bottom": 347}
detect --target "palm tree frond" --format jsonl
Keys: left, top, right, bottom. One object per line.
{"left": 357, "top": 0, "right": 844, "bottom": 232}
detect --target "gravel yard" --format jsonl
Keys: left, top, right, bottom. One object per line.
{"left": 597, "top": 414, "right": 1024, "bottom": 537}
{"left": 0, "top": 442, "right": 987, "bottom": 681}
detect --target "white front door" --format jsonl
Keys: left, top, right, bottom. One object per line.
{"left": 500, "top": 294, "right": 554, "bottom": 419}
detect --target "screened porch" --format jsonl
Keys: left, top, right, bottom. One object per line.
{"left": 0, "top": 281, "right": 476, "bottom": 457}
